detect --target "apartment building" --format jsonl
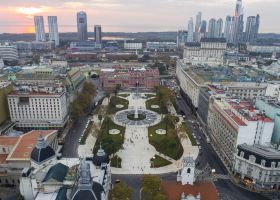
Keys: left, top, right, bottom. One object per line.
{"left": 208, "top": 98, "right": 274, "bottom": 168}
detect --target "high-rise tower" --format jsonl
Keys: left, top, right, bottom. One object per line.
{"left": 94, "top": 25, "right": 102, "bottom": 45}
{"left": 244, "top": 14, "right": 260, "bottom": 43}
{"left": 187, "top": 18, "right": 194, "bottom": 42}
{"left": 208, "top": 18, "right": 217, "bottom": 38}
{"left": 77, "top": 11, "right": 88, "bottom": 41}
{"left": 216, "top": 18, "right": 223, "bottom": 38}
{"left": 48, "top": 16, "right": 59, "bottom": 47}
{"left": 34, "top": 16, "right": 46, "bottom": 42}
{"left": 195, "top": 12, "right": 202, "bottom": 41}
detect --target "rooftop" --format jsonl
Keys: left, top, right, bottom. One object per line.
{"left": 239, "top": 144, "right": 280, "bottom": 159}
{"left": 6, "top": 130, "right": 56, "bottom": 161}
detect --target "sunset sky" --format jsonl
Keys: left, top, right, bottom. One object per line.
{"left": 0, "top": 0, "right": 279, "bottom": 33}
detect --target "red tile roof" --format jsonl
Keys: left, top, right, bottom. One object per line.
{"left": 162, "top": 181, "right": 219, "bottom": 200}
{"left": 0, "top": 137, "right": 18, "bottom": 146}
{"left": 7, "top": 130, "right": 56, "bottom": 161}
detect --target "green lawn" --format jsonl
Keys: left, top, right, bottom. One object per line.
{"left": 145, "top": 93, "right": 156, "bottom": 98}
{"left": 148, "top": 116, "right": 183, "bottom": 160}
{"left": 127, "top": 113, "right": 146, "bottom": 121}
{"left": 146, "top": 97, "right": 168, "bottom": 114}
{"left": 93, "top": 117, "right": 125, "bottom": 155}
{"left": 151, "top": 155, "right": 172, "bottom": 168}
{"left": 111, "top": 155, "right": 122, "bottom": 168}
{"left": 118, "top": 94, "right": 130, "bottom": 98}
{"left": 107, "top": 96, "right": 129, "bottom": 114}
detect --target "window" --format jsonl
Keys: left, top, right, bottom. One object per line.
{"left": 187, "top": 168, "right": 191, "bottom": 173}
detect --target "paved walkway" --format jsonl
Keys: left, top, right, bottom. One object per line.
{"left": 112, "top": 92, "right": 199, "bottom": 174}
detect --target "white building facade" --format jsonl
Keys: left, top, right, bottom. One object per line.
{"left": 0, "top": 44, "right": 19, "bottom": 62}
{"left": 48, "top": 16, "right": 59, "bottom": 47}
{"left": 233, "top": 144, "right": 280, "bottom": 191}
{"left": 8, "top": 86, "right": 68, "bottom": 130}
{"left": 207, "top": 98, "right": 274, "bottom": 168}
{"left": 34, "top": 16, "right": 46, "bottom": 42}
{"left": 124, "top": 41, "right": 143, "bottom": 50}
{"left": 183, "top": 38, "right": 227, "bottom": 66}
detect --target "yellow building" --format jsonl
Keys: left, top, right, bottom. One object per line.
{"left": 0, "top": 82, "right": 13, "bottom": 125}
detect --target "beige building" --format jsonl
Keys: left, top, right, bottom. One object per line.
{"left": 0, "top": 82, "right": 13, "bottom": 125}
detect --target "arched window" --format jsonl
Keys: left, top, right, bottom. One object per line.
{"left": 187, "top": 168, "right": 191, "bottom": 173}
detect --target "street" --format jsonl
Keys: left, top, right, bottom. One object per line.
{"left": 176, "top": 96, "right": 269, "bottom": 200}
{"left": 62, "top": 78, "right": 104, "bottom": 157}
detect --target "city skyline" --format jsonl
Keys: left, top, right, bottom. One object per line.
{"left": 0, "top": 0, "right": 279, "bottom": 33}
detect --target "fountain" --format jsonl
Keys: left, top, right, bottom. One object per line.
{"left": 134, "top": 108, "right": 139, "bottom": 119}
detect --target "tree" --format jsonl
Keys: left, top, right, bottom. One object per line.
{"left": 83, "top": 81, "right": 96, "bottom": 96}
{"left": 111, "top": 182, "right": 132, "bottom": 200}
{"left": 70, "top": 101, "right": 83, "bottom": 118}
{"left": 141, "top": 175, "right": 167, "bottom": 200}
{"left": 98, "top": 114, "right": 103, "bottom": 125}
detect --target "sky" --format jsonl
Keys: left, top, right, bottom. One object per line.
{"left": 0, "top": 0, "right": 279, "bottom": 33}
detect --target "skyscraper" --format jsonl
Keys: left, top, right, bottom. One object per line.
{"left": 48, "top": 16, "right": 59, "bottom": 47}
{"left": 187, "top": 18, "right": 194, "bottom": 42}
{"left": 244, "top": 15, "right": 260, "bottom": 43}
{"left": 34, "top": 16, "right": 46, "bottom": 42}
{"left": 94, "top": 25, "right": 102, "bottom": 45}
{"left": 224, "top": 16, "right": 232, "bottom": 41}
{"left": 198, "top": 20, "right": 207, "bottom": 41}
{"left": 77, "top": 11, "right": 88, "bottom": 41}
{"left": 208, "top": 18, "right": 217, "bottom": 38}
{"left": 216, "top": 18, "right": 223, "bottom": 38}
{"left": 233, "top": 0, "right": 244, "bottom": 43}
{"left": 195, "top": 12, "right": 202, "bottom": 42}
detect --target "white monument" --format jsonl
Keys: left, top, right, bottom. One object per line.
{"left": 177, "top": 156, "right": 195, "bottom": 185}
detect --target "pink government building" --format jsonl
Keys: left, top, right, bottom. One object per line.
{"left": 99, "top": 66, "right": 160, "bottom": 89}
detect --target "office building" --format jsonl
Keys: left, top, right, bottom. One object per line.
{"left": 224, "top": 16, "right": 234, "bottom": 42}
{"left": 198, "top": 20, "right": 207, "bottom": 41}
{"left": 177, "top": 30, "right": 188, "bottom": 48}
{"left": 187, "top": 18, "right": 194, "bottom": 42}
{"left": 233, "top": 144, "right": 280, "bottom": 191}
{"left": 47, "top": 16, "right": 59, "bottom": 47}
{"left": 208, "top": 18, "right": 217, "bottom": 38}
{"left": 244, "top": 15, "right": 260, "bottom": 43}
{"left": 7, "top": 84, "right": 68, "bottom": 130}
{"left": 94, "top": 25, "right": 102, "bottom": 45}
{"left": 208, "top": 98, "right": 274, "bottom": 168}
{"left": 124, "top": 41, "right": 143, "bottom": 50}
{"left": 0, "top": 44, "right": 19, "bottom": 63}
{"left": 216, "top": 18, "right": 223, "bottom": 38}
{"left": 195, "top": 12, "right": 202, "bottom": 42}
{"left": 246, "top": 44, "right": 280, "bottom": 53}
{"left": 77, "top": 11, "right": 88, "bottom": 41}
{"left": 16, "top": 41, "right": 54, "bottom": 51}
{"left": 34, "top": 16, "right": 46, "bottom": 42}
{"left": 232, "top": 0, "right": 244, "bottom": 43}
{"left": 146, "top": 42, "right": 177, "bottom": 51}
{"left": 183, "top": 38, "right": 227, "bottom": 66}
{"left": 255, "top": 97, "right": 280, "bottom": 145}
{"left": 0, "top": 82, "right": 13, "bottom": 125}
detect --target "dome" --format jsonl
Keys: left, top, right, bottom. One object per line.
{"left": 30, "top": 134, "right": 55, "bottom": 164}
{"left": 92, "top": 146, "right": 109, "bottom": 166}
{"left": 72, "top": 182, "right": 104, "bottom": 200}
